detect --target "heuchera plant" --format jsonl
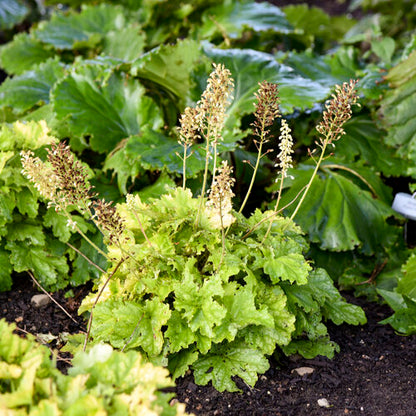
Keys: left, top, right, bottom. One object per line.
{"left": 22, "top": 64, "right": 366, "bottom": 392}
{"left": 0, "top": 319, "right": 190, "bottom": 415}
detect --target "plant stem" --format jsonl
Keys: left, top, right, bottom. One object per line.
{"left": 83, "top": 258, "right": 125, "bottom": 351}
{"left": 286, "top": 140, "right": 328, "bottom": 227}
{"left": 239, "top": 118, "right": 267, "bottom": 215}
{"left": 196, "top": 131, "right": 211, "bottom": 227}
{"left": 262, "top": 172, "right": 285, "bottom": 242}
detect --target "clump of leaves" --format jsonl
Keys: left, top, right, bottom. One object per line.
{"left": 23, "top": 65, "right": 365, "bottom": 392}
{"left": 0, "top": 319, "right": 190, "bottom": 415}
{"left": 0, "top": 120, "right": 104, "bottom": 292}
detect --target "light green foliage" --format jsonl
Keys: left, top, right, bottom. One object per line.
{"left": 0, "top": 319, "right": 190, "bottom": 415}
{"left": 378, "top": 253, "right": 416, "bottom": 335}
{"left": 0, "top": 121, "right": 103, "bottom": 292}
{"left": 79, "top": 188, "right": 365, "bottom": 392}
{"left": 379, "top": 50, "right": 416, "bottom": 177}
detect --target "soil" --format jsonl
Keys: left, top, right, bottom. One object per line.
{"left": 1, "top": 275, "right": 415, "bottom": 416}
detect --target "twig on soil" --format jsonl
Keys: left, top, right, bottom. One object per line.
{"left": 27, "top": 271, "right": 79, "bottom": 324}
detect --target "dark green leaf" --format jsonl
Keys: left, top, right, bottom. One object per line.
{"left": 0, "top": 59, "right": 65, "bottom": 115}
{"left": 0, "top": 34, "right": 55, "bottom": 75}
{"left": 52, "top": 69, "right": 163, "bottom": 152}
{"left": 197, "top": 2, "right": 293, "bottom": 40}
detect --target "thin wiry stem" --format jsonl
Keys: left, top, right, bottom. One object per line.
{"left": 83, "top": 258, "right": 125, "bottom": 351}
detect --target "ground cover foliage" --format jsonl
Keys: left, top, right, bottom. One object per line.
{"left": 1, "top": 0, "right": 416, "bottom": 412}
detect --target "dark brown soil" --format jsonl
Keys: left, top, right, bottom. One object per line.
{"left": 1, "top": 275, "right": 415, "bottom": 416}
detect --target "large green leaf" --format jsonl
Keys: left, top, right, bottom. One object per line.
{"left": 337, "top": 116, "right": 407, "bottom": 177}
{"left": 0, "top": 247, "right": 12, "bottom": 291}
{"left": 0, "top": 34, "right": 55, "bottom": 75}
{"left": 0, "top": 59, "right": 65, "bottom": 115}
{"left": 203, "top": 45, "right": 330, "bottom": 127}
{"left": 379, "top": 50, "right": 416, "bottom": 177}
{"left": 0, "top": 0, "right": 28, "bottom": 30}
{"left": 5, "top": 241, "right": 69, "bottom": 290}
{"left": 280, "top": 164, "right": 398, "bottom": 254}
{"left": 124, "top": 128, "right": 206, "bottom": 176}
{"left": 131, "top": 39, "right": 201, "bottom": 107}
{"left": 52, "top": 68, "right": 163, "bottom": 152}
{"left": 34, "top": 4, "right": 129, "bottom": 50}
{"left": 197, "top": 1, "right": 293, "bottom": 40}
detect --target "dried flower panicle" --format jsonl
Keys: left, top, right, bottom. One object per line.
{"left": 178, "top": 106, "right": 201, "bottom": 147}
{"left": 206, "top": 161, "right": 236, "bottom": 229}
{"left": 93, "top": 199, "right": 125, "bottom": 244}
{"left": 46, "top": 142, "right": 94, "bottom": 210}
{"left": 21, "top": 150, "right": 60, "bottom": 202}
{"left": 197, "top": 63, "right": 234, "bottom": 144}
{"left": 252, "top": 81, "right": 280, "bottom": 139}
{"left": 316, "top": 80, "right": 359, "bottom": 147}
{"left": 275, "top": 119, "right": 294, "bottom": 179}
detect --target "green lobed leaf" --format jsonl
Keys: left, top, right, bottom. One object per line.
{"left": 102, "top": 24, "right": 146, "bottom": 61}
{"left": 0, "top": 247, "right": 12, "bottom": 291}
{"left": 197, "top": 1, "right": 293, "bottom": 40}
{"left": 124, "top": 128, "right": 206, "bottom": 176}
{"left": 0, "top": 33, "right": 55, "bottom": 75}
{"left": 379, "top": 50, "right": 416, "bottom": 177}
{"left": 131, "top": 39, "right": 201, "bottom": 107}
{"left": 263, "top": 253, "right": 310, "bottom": 285}
{"left": 0, "top": 58, "right": 65, "bottom": 115}
{"left": 34, "top": 4, "right": 128, "bottom": 50}
{"left": 0, "top": 0, "right": 29, "bottom": 30}
{"left": 280, "top": 164, "right": 398, "bottom": 254}
{"left": 52, "top": 68, "right": 163, "bottom": 153}
{"left": 5, "top": 241, "right": 69, "bottom": 290}
{"left": 91, "top": 298, "right": 171, "bottom": 357}
{"left": 192, "top": 339, "right": 270, "bottom": 392}
{"left": 397, "top": 253, "right": 416, "bottom": 302}
{"left": 281, "top": 337, "right": 340, "bottom": 359}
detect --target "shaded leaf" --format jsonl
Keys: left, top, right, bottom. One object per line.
{"left": 0, "top": 33, "right": 55, "bottom": 75}
{"left": 0, "top": 59, "right": 65, "bottom": 115}
{"left": 280, "top": 164, "right": 398, "bottom": 254}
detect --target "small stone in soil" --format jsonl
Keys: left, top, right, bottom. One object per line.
{"left": 317, "top": 398, "right": 331, "bottom": 408}
{"left": 31, "top": 294, "right": 51, "bottom": 308}
{"left": 292, "top": 367, "right": 314, "bottom": 376}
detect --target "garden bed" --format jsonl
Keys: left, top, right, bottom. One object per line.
{"left": 2, "top": 276, "right": 415, "bottom": 415}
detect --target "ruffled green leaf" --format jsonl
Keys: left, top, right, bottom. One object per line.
{"left": 398, "top": 253, "right": 416, "bottom": 302}
{"left": 34, "top": 4, "right": 128, "bottom": 50}
{"left": 197, "top": 2, "right": 293, "bottom": 40}
{"left": 193, "top": 339, "right": 270, "bottom": 392}
{"left": 131, "top": 39, "right": 201, "bottom": 107}
{"left": 379, "top": 50, "right": 416, "bottom": 177}
{"left": 0, "top": 34, "right": 55, "bottom": 75}
{"left": 92, "top": 298, "right": 171, "bottom": 357}
{"left": 0, "top": 247, "right": 12, "bottom": 291}
{"left": 5, "top": 241, "right": 69, "bottom": 290}
{"left": 0, "top": 59, "right": 65, "bottom": 115}
{"left": 263, "top": 253, "right": 310, "bottom": 285}
{"left": 52, "top": 68, "right": 163, "bottom": 152}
